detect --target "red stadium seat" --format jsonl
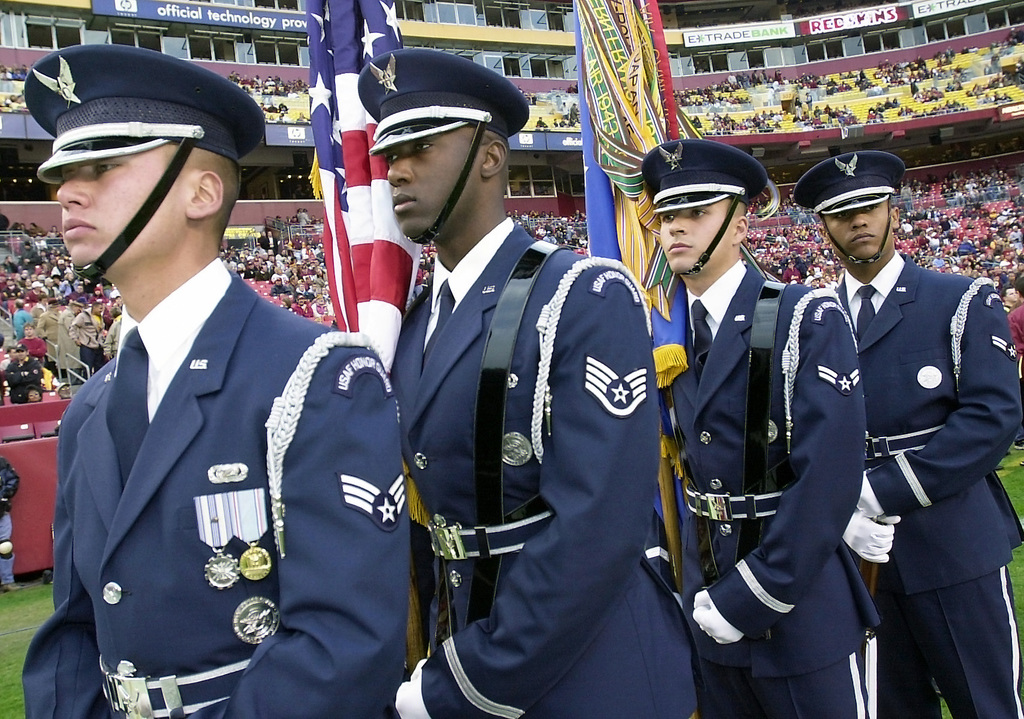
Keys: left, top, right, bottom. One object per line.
{"left": 0, "top": 424, "right": 35, "bottom": 443}
{"left": 35, "top": 420, "right": 60, "bottom": 438}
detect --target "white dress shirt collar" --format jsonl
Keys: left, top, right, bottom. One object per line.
{"left": 119, "top": 259, "right": 232, "bottom": 418}
{"left": 687, "top": 260, "right": 746, "bottom": 341}
{"left": 843, "top": 252, "right": 904, "bottom": 311}
{"left": 431, "top": 217, "right": 515, "bottom": 312}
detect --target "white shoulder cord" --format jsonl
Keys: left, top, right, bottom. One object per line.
{"left": 781, "top": 288, "right": 853, "bottom": 452}
{"left": 950, "top": 277, "right": 993, "bottom": 392}
{"left": 266, "top": 331, "right": 380, "bottom": 557}
{"left": 530, "top": 258, "right": 651, "bottom": 464}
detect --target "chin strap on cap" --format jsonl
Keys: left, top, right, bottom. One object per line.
{"left": 74, "top": 138, "right": 197, "bottom": 281}
{"left": 409, "top": 122, "right": 488, "bottom": 245}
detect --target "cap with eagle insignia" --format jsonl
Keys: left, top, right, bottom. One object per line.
{"left": 356, "top": 48, "right": 529, "bottom": 155}
{"left": 641, "top": 139, "right": 768, "bottom": 214}
{"left": 793, "top": 150, "right": 905, "bottom": 215}
{"left": 25, "top": 44, "right": 264, "bottom": 183}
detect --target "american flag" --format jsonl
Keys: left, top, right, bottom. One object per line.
{"left": 307, "top": 0, "right": 418, "bottom": 370}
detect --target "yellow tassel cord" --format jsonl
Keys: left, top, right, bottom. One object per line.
{"left": 661, "top": 433, "right": 685, "bottom": 478}
{"left": 402, "top": 462, "right": 431, "bottom": 527}
{"left": 309, "top": 153, "right": 323, "bottom": 201}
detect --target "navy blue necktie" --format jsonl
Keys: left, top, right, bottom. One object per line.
{"left": 424, "top": 281, "right": 455, "bottom": 361}
{"left": 691, "top": 300, "right": 712, "bottom": 378}
{"left": 857, "top": 285, "right": 877, "bottom": 340}
{"left": 108, "top": 328, "right": 150, "bottom": 485}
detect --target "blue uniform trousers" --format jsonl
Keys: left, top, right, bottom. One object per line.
{"left": 876, "top": 565, "right": 1024, "bottom": 719}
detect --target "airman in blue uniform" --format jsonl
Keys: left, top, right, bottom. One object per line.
{"left": 643, "top": 138, "right": 881, "bottom": 718}
{"left": 358, "top": 48, "right": 695, "bottom": 718}
{"left": 795, "top": 150, "right": 1024, "bottom": 719}
{"left": 22, "top": 45, "right": 409, "bottom": 718}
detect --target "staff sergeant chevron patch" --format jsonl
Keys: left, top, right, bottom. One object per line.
{"left": 584, "top": 356, "right": 648, "bottom": 417}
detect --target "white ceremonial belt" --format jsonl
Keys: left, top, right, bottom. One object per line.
{"left": 685, "top": 485, "right": 783, "bottom": 521}
{"left": 101, "top": 657, "right": 249, "bottom": 719}
{"left": 428, "top": 510, "right": 553, "bottom": 561}
{"left": 865, "top": 424, "right": 944, "bottom": 460}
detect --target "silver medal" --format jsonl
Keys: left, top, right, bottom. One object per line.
{"left": 205, "top": 551, "right": 240, "bottom": 589}
{"left": 767, "top": 420, "right": 778, "bottom": 443}
{"left": 232, "top": 596, "right": 280, "bottom": 644}
{"left": 501, "top": 431, "right": 533, "bottom": 466}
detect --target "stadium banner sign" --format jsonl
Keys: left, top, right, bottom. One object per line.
{"left": 800, "top": 5, "right": 903, "bottom": 34}
{"left": 911, "top": 0, "right": 1002, "bottom": 18}
{"left": 91, "top": 0, "right": 307, "bottom": 33}
{"left": 509, "top": 132, "right": 584, "bottom": 151}
{"left": 683, "top": 22, "right": 795, "bottom": 48}
{"left": 265, "top": 124, "right": 315, "bottom": 147}
{"left": 999, "top": 103, "right": 1024, "bottom": 120}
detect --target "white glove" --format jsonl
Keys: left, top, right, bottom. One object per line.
{"left": 843, "top": 509, "right": 901, "bottom": 563}
{"left": 693, "top": 589, "right": 744, "bottom": 644}
{"left": 858, "top": 473, "right": 884, "bottom": 517}
{"left": 395, "top": 658, "right": 432, "bottom": 719}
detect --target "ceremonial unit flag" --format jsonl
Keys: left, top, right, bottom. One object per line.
{"left": 306, "top": 0, "right": 418, "bottom": 369}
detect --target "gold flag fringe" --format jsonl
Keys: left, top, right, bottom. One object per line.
{"left": 309, "top": 153, "right": 323, "bottom": 201}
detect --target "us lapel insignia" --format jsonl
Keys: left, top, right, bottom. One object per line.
{"left": 339, "top": 473, "right": 405, "bottom": 531}
{"left": 817, "top": 365, "right": 859, "bottom": 396}
{"left": 190, "top": 359, "right": 209, "bottom": 370}
{"left": 208, "top": 463, "right": 249, "bottom": 484}
{"left": 583, "top": 355, "right": 648, "bottom": 417}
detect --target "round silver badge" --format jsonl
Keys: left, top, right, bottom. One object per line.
{"left": 205, "top": 552, "right": 240, "bottom": 590}
{"left": 233, "top": 596, "right": 280, "bottom": 645}
{"left": 917, "top": 365, "right": 942, "bottom": 390}
{"left": 767, "top": 420, "right": 778, "bottom": 443}
{"left": 501, "top": 432, "right": 533, "bottom": 466}
{"left": 507, "top": 373, "right": 519, "bottom": 389}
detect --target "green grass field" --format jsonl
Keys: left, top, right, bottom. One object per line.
{"left": 4, "top": 456, "right": 1024, "bottom": 718}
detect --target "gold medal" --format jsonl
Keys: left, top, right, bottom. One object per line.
{"left": 205, "top": 550, "right": 239, "bottom": 590}
{"left": 239, "top": 543, "right": 272, "bottom": 581}
{"left": 232, "top": 596, "right": 280, "bottom": 644}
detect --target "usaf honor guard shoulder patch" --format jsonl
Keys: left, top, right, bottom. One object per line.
{"left": 589, "top": 270, "right": 643, "bottom": 306}
{"left": 338, "top": 474, "right": 405, "bottom": 531}
{"left": 817, "top": 365, "right": 860, "bottom": 395}
{"left": 334, "top": 353, "right": 393, "bottom": 398}
{"left": 584, "top": 356, "right": 648, "bottom": 417}
{"left": 812, "top": 299, "right": 843, "bottom": 324}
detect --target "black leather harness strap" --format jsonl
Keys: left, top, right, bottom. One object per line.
{"left": 735, "top": 280, "right": 786, "bottom": 563}
{"left": 465, "top": 240, "right": 558, "bottom": 625}
{"left": 692, "top": 280, "right": 787, "bottom": 587}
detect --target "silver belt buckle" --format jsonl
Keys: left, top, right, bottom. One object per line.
{"left": 429, "top": 514, "right": 467, "bottom": 561}
{"left": 704, "top": 494, "right": 731, "bottom": 521}
{"left": 105, "top": 661, "right": 153, "bottom": 718}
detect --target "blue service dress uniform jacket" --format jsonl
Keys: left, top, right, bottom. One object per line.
{"left": 23, "top": 276, "right": 409, "bottom": 718}
{"left": 841, "top": 259, "right": 1022, "bottom": 593}
{"left": 392, "top": 226, "right": 694, "bottom": 718}
{"left": 672, "top": 265, "right": 878, "bottom": 678}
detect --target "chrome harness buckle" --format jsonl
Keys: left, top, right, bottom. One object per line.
{"left": 429, "top": 514, "right": 467, "bottom": 561}
{"left": 105, "top": 661, "right": 153, "bottom": 719}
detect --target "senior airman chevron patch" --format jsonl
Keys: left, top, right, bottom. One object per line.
{"left": 339, "top": 474, "right": 405, "bottom": 531}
